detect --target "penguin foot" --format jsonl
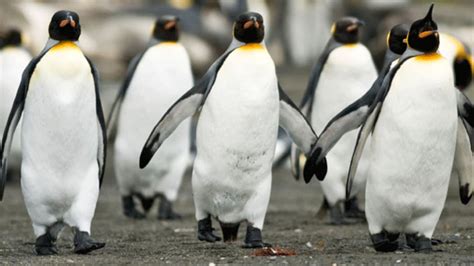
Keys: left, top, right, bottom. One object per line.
{"left": 73, "top": 230, "right": 105, "bottom": 254}
{"left": 138, "top": 196, "right": 155, "bottom": 213}
{"left": 344, "top": 197, "right": 366, "bottom": 220}
{"left": 158, "top": 197, "right": 182, "bottom": 220}
{"left": 406, "top": 234, "right": 432, "bottom": 253}
{"left": 219, "top": 222, "right": 240, "bottom": 242}
{"left": 197, "top": 216, "right": 221, "bottom": 242}
{"left": 329, "top": 204, "right": 357, "bottom": 225}
{"left": 242, "top": 225, "right": 271, "bottom": 249}
{"left": 122, "top": 195, "right": 146, "bottom": 219}
{"left": 431, "top": 238, "right": 443, "bottom": 246}
{"left": 370, "top": 230, "right": 400, "bottom": 252}
{"left": 35, "top": 233, "right": 58, "bottom": 256}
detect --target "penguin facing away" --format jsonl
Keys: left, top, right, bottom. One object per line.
{"left": 306, "top": 4, "right": 472, "bottom": 252}
{"left": 139, "top": 12, "right": 327, "bottom": 248}
{"left": 295, "top": 16, "right": 378, "bottom": 224}
{"left": 0, "top": 10, "right": 107, "bottom": 255}
{"left": 107, "top": 15, "right": 193, "bottom": 220}
{"left": 438, "top": 33, "right": 473, "bottom": 91}
{"left": 0, "top": 29, "right": 32, "bottom": 180}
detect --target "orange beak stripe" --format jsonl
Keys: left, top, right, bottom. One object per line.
{"left": 164, "top": 21, "right": 176, "bottom": 30}
{"left": 243, "top": 20, "right": 254, "bottom": 30}
{"left": 418, "top": 30, "right": 435, "bottom": 39}
{"left": 59, "top": 19, "right": 69, "bottom": 28}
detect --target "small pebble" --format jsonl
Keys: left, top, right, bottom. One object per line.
{"left": 306, "top": 242, "right": 312, "bottom": 248}
{"left": 294, "top": 229, "right": 302, "bottom": 233}
{"left": 396, "top": 259, "right": 402, "bottom": 263}
{"left": 269, "top": 256, "right": 277, "bottom": 260}
{"left": 209, "top": 263, "right": 216, "bottom": 266}
{"left": 66, "top": 259, "right": 74, "bottom": 263}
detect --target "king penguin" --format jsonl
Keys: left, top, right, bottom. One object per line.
{"left": 305, "top": 4, "right": 472, "bottom": 252}
{"left": 438, "top": 33, "right": 473, "bottom": 91}
{"left": 298, "top": 17, "right": 377, "bottom": 224}
{"left": 0, "top": 10, "right": 107, "bottom": 255}
{"left": 107, "top": 15, "right": 193, "bottom": 220}
{"left": 0, "top": 29, "right": 32, "bottom": 180}
{"left": 139, "top": 12, "right": 327, "bottom": 248}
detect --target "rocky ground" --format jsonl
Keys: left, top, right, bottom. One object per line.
{"left": 0, "top": 165, "right": 473, "bottom": 264}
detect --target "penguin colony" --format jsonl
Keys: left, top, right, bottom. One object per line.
{"left": 0, "top": 4, "right": 472, "bottom": 256}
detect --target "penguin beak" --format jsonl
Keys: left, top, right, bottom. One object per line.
{"left": 243, "top": 18, "right": 260, "bottom": 30}
{"left": 418, "top": 30, "right": 438, "bottom": 39}
{"left": 59, "top": 16, "right": 77, "bottom": 28}
{"left": 164, "top": 20, "right": 177, "bottom": 30}
{"left": 346, "top": 20, "right": 364, "bottom": 32}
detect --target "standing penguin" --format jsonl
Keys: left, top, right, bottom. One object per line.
{"left": 139, "top": 12, "right": 327, "bottom": 248}
{"left": 306, "top": 4, "right": 472, "bottom": 252}
{"left": 0, "top": 10, "right": 106, "bottom": 255}
{"left": 0, "top": 29, "right": 32, "bottom": 179}
{"left": 298, "top": 17, "right": 377, "bottom": 224}
{"left": 107, "top": 15, "right": 193, "bottom": 220}
{"left": 438, "top": 33, "right": 473, "bottom": 91}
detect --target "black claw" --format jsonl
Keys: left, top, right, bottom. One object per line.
{"left": 122, "top": 195, "right": 146, "bottom": 219}
{"left": 197, "top": 216, "right": 221, "bottom": 242}
{"left": 35, "top": 233, "right": 58, "bottom": 256}
{"left": 371, "top": 230, "right": 400, "bottom": 252}
{"left": 406, "top": 234, "right": 432, "bottom": 252}
{"left": 158, "top": 197, "right": 182, "bottom": 220}
{"left": 139, "top": 196, "right": 155, "bottom": 213}
{"left": 73, "top": 230, "right": 105, "bottom": 254}
{"left": 242, "top": 225, "right": 270, "bottom": 249}
{"left": 431, "top": 238, "right": 443, "bottom": 246}
{"left": 459, "top": 184, "right": 472, "bottom": 205}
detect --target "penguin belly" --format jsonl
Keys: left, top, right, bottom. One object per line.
{"left": 20, "top": 44, "right": 99, "bottom": 236}
{"left": 0, "top": 48, "right": 32, "bottom": 167}
{"left": 192, "top": 46, "right": 279, "bottom": 228}
{"left": 114, "top": 43, "right": 193, "bottom": 200}
{"left": 311, "top": 44, "right": 377, "bottom": 205}
{"left": 366, "top": 56, "right": 457, "bottom": 237}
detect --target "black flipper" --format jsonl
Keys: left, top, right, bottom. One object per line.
{"left": 106, "top": 52, "right": 146, "bottom": 138}
{"left": 278, "top": 84, "right": 327, "bottom": 181}
{"left": 139, "top": 47, "right": 238, "bottom": 168}
{"left": 300, "top": 39, "right": 343, "bottom": 120}
{"left": 345, "top": 50, "right": 422, "bottom": 196}
{"left": 85, "top": 56, "right": 107, "bottom": 187}
{"left": 0, "top": 41, "right": 56, "bottom": 201}
{"left": 304, "top": 49, "right": 421, "bottom": 189}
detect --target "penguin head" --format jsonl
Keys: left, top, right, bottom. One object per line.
{"left": 331, "top": 17, "right": 364, "bottom": 44}
{"left": 152, "top": 15, "right": 180, "bottom": 42}
{"left": 407, "top": 4, "right": 439, "bottom": 53}
{"left": 233, "top": 12, "right": 264, "bottom": 44}
{"left": 3, "top": 29, "right": 22, "bottom": 47}
{"left": 387, "top": 24, "right": 409, "bottom": 55}
{"left": 49, "top": 10, "right": 81, "bottom": 41}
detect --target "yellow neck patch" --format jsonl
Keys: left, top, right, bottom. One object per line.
{"left": 51, "top": 41, "right": 79, "bottom": 51}
{"left": 158, "top": 41, "right": 178, "bottom": 46}
{"left": 239, "top": 43, "right": 264, "bottom": 51}
{"left": 343, "top": 43, "right": 358, "bottom": 48}
{"left": 415, "top": 53, "right": 442, "bottom": 61}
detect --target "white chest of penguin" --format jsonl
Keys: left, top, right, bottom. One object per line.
{"left": 313, "top": 44, "right": 377, "bottom": 131}
{"left": 369, "top": 55, "right": 457, "bottom": 191}
{"left": 196, "top": 45, "right": 279, "bottom": 178}
{"left": 22, "top": 42, "right": 98, "bottom": 177}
